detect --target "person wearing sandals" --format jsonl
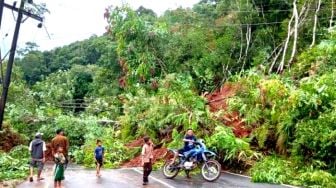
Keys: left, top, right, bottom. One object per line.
{"left": 54, "top": 146, "right": 66, "bottom": 188}
{"left": 28, "top": 132, "right": 47, "bottom": 182}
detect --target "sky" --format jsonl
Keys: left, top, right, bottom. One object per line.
{"left": 0, "top": 0, "right": 199, "bottom": 54}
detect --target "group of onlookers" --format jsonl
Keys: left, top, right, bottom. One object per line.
{"left": 28, "top": 129, "right": 69, "bottom": 188}
{"left": 28, "top": 127, "right": 196, "bottom": 187}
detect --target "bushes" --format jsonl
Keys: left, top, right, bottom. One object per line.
{"left": 73, "top": 128, "right": 130, "bottom": 168}
{"left": 119, "top": 73, "right": 217, "bottom": 141}
{"left": 292, "top": 109, "right": 336, "bottom": 170}
{"left": 290, "top": 35, "right": 336, "bottom": 79}
{"left": 0, "top": 145, "right": 30, "bottom": 181}
{"left": 250, "top": 156, "right": 294, "bottom": 184}
{"left": 296, "top": 170, "right": 336, "bottom": 188}
{"left": 251, "top": 156, "right": 336, "bottom": 187}
{"left": 207, "top": 126, "right": 260, "bottom": 164}
{"left": 39, "top": 115, "right": 100, "bottom": 146}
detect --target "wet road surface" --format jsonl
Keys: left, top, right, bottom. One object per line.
{"left": 18, "top": 165, "right": 293, "bottom": 188}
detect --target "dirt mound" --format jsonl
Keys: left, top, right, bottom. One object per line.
{"left": 122, "top": 148, "right": 168, "bottom": 168}
{"left": 45, "top": 143, "right": 54, "bottom": 161}
{"left": 207, "top": 83, "right": 238, "bottom": 111}
{"left": 0, "top": 123, "right": 26, "bottom": 152}
{"left": 125, "top": 138, "right": 144, "bottom": 148}
{"left": 206, "top": 83, "right": 251, "bottom": 138}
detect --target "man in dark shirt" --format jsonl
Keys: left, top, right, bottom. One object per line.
{"left": 178, "top": 129, "right": 197, "bottom": 155}
{"left": 29, "top": 132, "right": 47, "bottom": 182}
{"left": 171, "top": 129, "right": 197, "bottom": 164}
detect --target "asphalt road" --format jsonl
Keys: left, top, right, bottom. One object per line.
{"left": 18, "top": 165, "right": 293, "bottom": 188}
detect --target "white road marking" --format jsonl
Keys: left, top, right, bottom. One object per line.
{"left": 132, "top": 168, "right": 176, "bottom": 188}
{"left": 222, "top": 171, "right": 251, "bottom": 178}
{"left": 222, "top": 171, "right": 299, "bottom": 188}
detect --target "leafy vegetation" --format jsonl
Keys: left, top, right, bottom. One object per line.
{"left": 0, "top": 146, "right": 30, "bottom": 181}
{"left": 1, "top": 0, "right": 336, "bottom": 186}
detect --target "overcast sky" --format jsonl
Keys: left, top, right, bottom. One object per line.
{"left": 0, "top": 0, "right": 199, "bottom": 53}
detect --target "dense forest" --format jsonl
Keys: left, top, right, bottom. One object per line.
{"left": 1, "top": 0, "right": 336, "bottom": 186}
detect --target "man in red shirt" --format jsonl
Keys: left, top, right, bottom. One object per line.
{"left": 51, "top": 129, "right": 69, "bottom": 168}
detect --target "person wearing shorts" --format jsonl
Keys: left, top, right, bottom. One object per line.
{"left": 94, "top": 140, "right": 105, "bottom": 177}
{"left": 29, "top": 132, "right": 47, "bottom": 182}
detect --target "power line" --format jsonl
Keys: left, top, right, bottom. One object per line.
{"left": 199, "top": 16, "right": 333, "bottom": 27}
{"left": 215, "top": 8, "right": 336, "bottom": 13}
{"left": 0, "top": 0, "right": 44, "bottom": 130}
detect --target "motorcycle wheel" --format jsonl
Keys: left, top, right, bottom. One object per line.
{"left": 162, "top": 160, "right": 180, "bottom": 179}
{"left": 201, "top": 159, "right": 221, "bottom": 182}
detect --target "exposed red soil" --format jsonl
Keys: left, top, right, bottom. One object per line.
{"left": 206, "top": 83, "right": 251, "bottom": 138}
{"left": 125, "top": 138, "right": 144, "bottom": 148}
{"left": 122, "top": 148, "right": 168, "bottom": 168}
{"left": 45, "top": 143, "right": 54, "bottom": 161}
{"left": 122, "top": 83, "right": 251, "bottom": 167}
{"left": 0, "top": 124, "right": 26, "bottom": 152}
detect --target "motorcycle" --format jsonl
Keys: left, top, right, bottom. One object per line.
{"left": 162, "top": 139, "right": 221, "bottom": 182}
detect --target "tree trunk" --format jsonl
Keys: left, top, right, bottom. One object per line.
{"left": 310, "top": 0, "right": 322, "bottom": 48}
{"left": 237, "top": 27, "right": 244, "bottom": 64}
{"left": 331, "top": 0, "right": 335, "bottom": 29}
{"left": 240, "top": 25, "right": 251, "bottom": 73}
{"left": 278, "top": 13, "right": 294, "bottom": 73}
{"left": 288, "top": 0, "right": 299, "bottom": 65}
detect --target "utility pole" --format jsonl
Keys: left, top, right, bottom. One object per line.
{"left": 0, "top": 0, "right": 4, "bottom": 28}
{"left": 0, "top": 0, "right": 43, "bottom": 130}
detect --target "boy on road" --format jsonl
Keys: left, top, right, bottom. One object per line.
{"left": 94, "top": 140, "right": 105, "bottom": 177}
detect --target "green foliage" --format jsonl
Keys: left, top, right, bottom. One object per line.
{"left": 119, "top": 73, "right": 217, "bottom": 142}
{"left": 207, "top": 126, "right": 260, "bottom": 163}
{"left": 2, "top": 1, "right": 336, "bottom": 186}
{"left": 291, "top": 32, "right": 336, "bottom": 79}
{"left": 16, "top": 35, "right": 117, "bottom": 85}
{"left": 0, "top": 146, "right": 30, "bottom": 181}
{"left": 167, "top": 129, "right": 183, "bottom": 149}
{"left": 33, "top": 70, "right": 74, "bottom": 106}
{"left": 73, "top": 128, "right": 130, "bottom": 168}
{"left": 253, "top": 126, "right": 269, "bottom": 149}
{"left": 38, "top": 115, "right": 101, "bottom": 146}
{"left": 292, "top": 108, "right": 336, "bottom": 171}
{"left": 251, "top": 156, "right": 336, "bottom": 187}
{"left": 9, "top": 145, "right": 30, "bottom": 159}
{"left": 227, "top": 72, "right": 296, "bottom": 153}
{"left": 296, "top": 170, "right": 336, "bottom": 188}
{"left": 250, "top": 156, "right": 295, "bottom": 184}
{"left": 107, "top": 5, "right": 167, "bottom": 87}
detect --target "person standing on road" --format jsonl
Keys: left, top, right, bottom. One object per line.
{"left": 51, "top": 129, "right": 69, "bottom": 169}
{"left": 28, "top": 132, "right": 47, "bottom": 182}
{"left": 54, "top": 146, "right": 66, "bottom": 188}
{"left": 141, "top": 136, "right": 154, "bottom": 185}
{"left": 94, "top": 139, "right": 105, "bottom": 177}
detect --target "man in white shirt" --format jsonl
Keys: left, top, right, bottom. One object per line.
{"left": 28, "top": 132, "right": 47, "bottom": 182}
